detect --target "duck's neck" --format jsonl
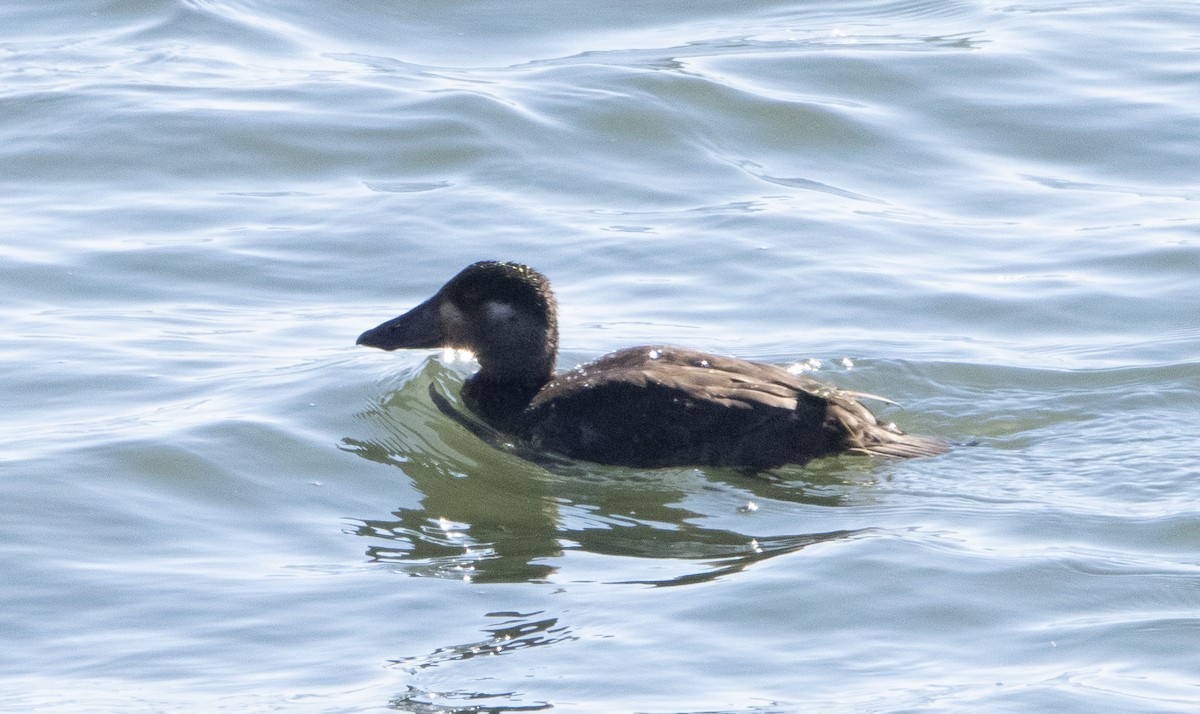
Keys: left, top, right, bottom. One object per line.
{"left": 460, "top": 339, "right": 557, "bottom": 432}
{"left": 459, "top": 305, "right": 558, "bottom": 432}
{"left": 463, "top": 376, "right": 549, "bottom": 432}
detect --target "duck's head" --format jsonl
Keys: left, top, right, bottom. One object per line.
{"left": 357, "top": 261, "right": 559, "bottom": 384}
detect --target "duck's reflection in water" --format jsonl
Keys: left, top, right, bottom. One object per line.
{"left": 343, "top": 363, "right": 874, "bottom": 586}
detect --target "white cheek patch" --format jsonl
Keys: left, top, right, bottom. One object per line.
{"left": 439, "top": 302, "right": 467, "bottom": 330}
{"left": 483, "top": 300, "right": 518, "bottom": 323}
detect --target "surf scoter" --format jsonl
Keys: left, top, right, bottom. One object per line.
{"left": 357, "top": 261, "right": 946, "bottom": 470}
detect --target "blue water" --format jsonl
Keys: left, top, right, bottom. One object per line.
{"left": 3, "top": 1, "right": 1200, "bottom": 711}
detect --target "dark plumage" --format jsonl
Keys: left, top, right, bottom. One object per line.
{"left": 357, "top": 261, "right": 946, "bottom": 470}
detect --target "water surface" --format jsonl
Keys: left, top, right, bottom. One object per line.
{"left": 3, "top": 0, "right": 1199, "bottom": 711}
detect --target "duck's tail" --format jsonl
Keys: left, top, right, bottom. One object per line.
{"left": 857, "top": 428, "right": 949, "bottom": 458}
{"left": 827, "top": 397, "right": 949, "bottom": 459}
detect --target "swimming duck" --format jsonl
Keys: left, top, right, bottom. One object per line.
{"left": 357, "top": 261, "right": 945, "bottom": 470}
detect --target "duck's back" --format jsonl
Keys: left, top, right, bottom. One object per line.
{"left": 518, "top": 346, "right": 936, "bottom": 469}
